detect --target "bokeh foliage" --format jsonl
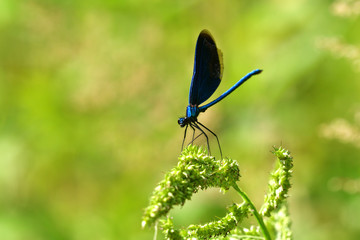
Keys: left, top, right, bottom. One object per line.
{"left": 1, "top": 0, "right": 360, "bottom": 239}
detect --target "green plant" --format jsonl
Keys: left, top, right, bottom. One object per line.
{"left": 142, "top": 145, "right": 293, "bottom": 240}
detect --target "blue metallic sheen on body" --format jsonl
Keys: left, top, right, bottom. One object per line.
{"left": 198, "top": 69, "right": 262, "bottom": 112}
{"left": 186, "top": 106, "right": 200, "bottom": 118}
{"left": 180, "top": 69, "right": 262, "bottom": 124}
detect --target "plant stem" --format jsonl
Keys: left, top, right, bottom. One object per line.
{"left": 153, "top": 221, "right": 158, "bottom": 240}
{"left": 232, "top": 183, "right": 271, "bottom": 240}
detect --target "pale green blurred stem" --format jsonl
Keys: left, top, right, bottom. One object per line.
{"left": 153, "top": 221, "right": 158, "bottom": 240}
{"left": 232, "top": 183, "right": 271, "bottom": 240}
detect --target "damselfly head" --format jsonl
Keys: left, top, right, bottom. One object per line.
{"left": 178, "top": 117, "right": 186, "bottom": 127}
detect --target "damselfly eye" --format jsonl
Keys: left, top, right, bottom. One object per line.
{"left": 178, "top": 118, "right": 185, "bottom": 127}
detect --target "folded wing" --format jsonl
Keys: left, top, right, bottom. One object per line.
{"left": 189, "top": 30, "right": 223, "bottom": 106}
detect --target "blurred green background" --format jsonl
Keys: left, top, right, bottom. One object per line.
{"left": 1, "top": 0, "right": 360, "bottom": 239}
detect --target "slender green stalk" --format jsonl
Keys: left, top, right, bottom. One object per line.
{"left": 232, "top": 183, "right": 271, "bottom": 240}
{"left": 153, "top": 221, "right": 158, "bottom": 240}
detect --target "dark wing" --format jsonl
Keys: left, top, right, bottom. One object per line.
{"left": 189, "top": 29, "right": 223, "bottom": 105}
